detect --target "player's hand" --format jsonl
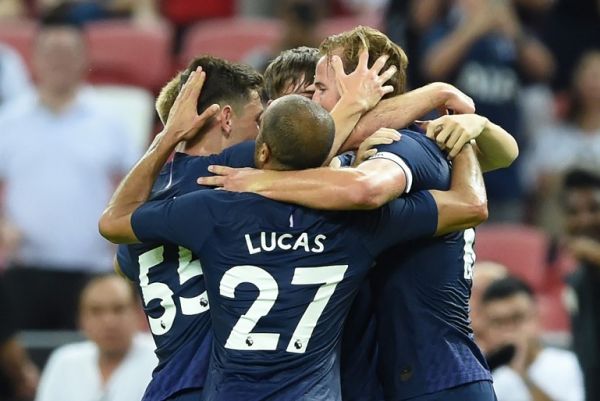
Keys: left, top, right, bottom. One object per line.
{"left": 438, "top": 83, "right": 475, "bottom": 115}
{"left": 353, "top": 128, "right": 401, "bottom": 167}
{"left": 332, "top": 48, "right": 396, "bottom": 113}
{"left": 424, "top": 114, "right": 488, "bottom": 159}
{"left": 163, "top": 66, "right": 220, "bottom": 143}
{"left": 198, "top": 166, "right": 267, "bottom": 193}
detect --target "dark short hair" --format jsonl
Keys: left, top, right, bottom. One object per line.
{"left": 163, "top": 56, "right": 263, "bottom": 123}
{"left": 264, "top": 47, "right": 320, "bottom": 100}
{"left": 563, "top": 169, "right": 600, "bottom": 191}
{"left": 261, "top": 94, "right": 334, "bottom": 170}
{"left": 481, "top": 276, "right": 534, "bottom": 304}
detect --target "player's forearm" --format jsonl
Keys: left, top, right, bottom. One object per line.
{"left": 475, "top": 119, "right": 519, "bottom": 172}
{"left": 431, "top": 144, "right": 487, "bottom": 235}
{"left": 352, "top": 83, "right": 463, "bottom": 146}
{"left": 252, "top": 168, "right": 382, "bottom": 210}
{"left": 99, "top": 132, "right": 177, "bottom": 243}
{"left": 327, "top": 96, "right": 364, "bottom": 163}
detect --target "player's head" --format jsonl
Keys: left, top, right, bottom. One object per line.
{"left": 313, "top": 25, "right": 408, "bottom": 112}
{"left": 264, "top": 47, "right": 320, "bottom": 100}
{"left": 33, "top": 18, "right": 87, "bottom": 93}
{"left": 562, "top": 169, "right": 600, "bottom": 242}
{"left": 157, "top": 56, "right": 264, "bottom": 147}
{"left": 481, "top": 276, "right": 539, "bottom": 352}
{"left": 79, "top": 274, "right": 139, "bottom": 358}
{"left": 255, "top": 94, "right": 334, "bottom": 171}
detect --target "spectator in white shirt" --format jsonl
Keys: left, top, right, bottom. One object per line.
{"left": 36, "top": 274, "right": 157, "bottom": 401}
{"left": 0, "top": 44, "right": 32, "bottom": 109}
{"left": 0, "top": 19, "right": 138, "bottom": 330}
{"left": 482, "top": 277, "right": 584, "bottom": 401}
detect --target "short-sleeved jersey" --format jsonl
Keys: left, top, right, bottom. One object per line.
{"left": 117, "top": 141, "right": 255, "bottom": 401}
{"left": 368, "top": 129, "right": 491, "bottom": 400}
{"left": 131, "top": 188, "right": 439, "bottom": 401}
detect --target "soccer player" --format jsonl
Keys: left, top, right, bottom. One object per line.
{"left": 99, "top": 69, "right": 488, "bottom": 401}
{"left": 114, "top": 49, "right": 396, "bottom": 401}
{"left": 114, "top": 56, "right": 264, "bottom": 401}
{"left": 200, "top": 26, "right": 518, "bottom": 401}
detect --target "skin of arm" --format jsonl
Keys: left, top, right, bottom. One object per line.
{"left": 99, "top": 67, "right": 219, "bottom": 244}
{"left": 430, "top": 143, "right": 488, "bottom": 235}
{"left": 202, "top": 144, "right": 487, "bottom": 233}
{"left": 345, "top": 82, "right": 476, "bottom": 151}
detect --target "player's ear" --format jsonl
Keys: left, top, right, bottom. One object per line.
{"left": 219, "top": 105, "right": 233, "bottom": 136}
{"left": 256, "top": 142, "right": 270, "bottom": 166}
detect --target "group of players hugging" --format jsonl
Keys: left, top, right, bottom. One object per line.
{"left": 99, "top": 25, "right": 518, "bottom": 401}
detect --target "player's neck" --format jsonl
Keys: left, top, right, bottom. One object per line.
{"left": 182, "top": 128, "right": 223, "bottom": 157}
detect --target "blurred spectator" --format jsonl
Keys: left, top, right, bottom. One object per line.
{"left": 246, "top": 0, "right": 325, "bottom": 72}
{"left": 470, "top": 261, "right": 508, "bottom": 354}
{"left": 385, "top": 0, "right": 448, "bottom": 87}
{"left": 483, "top": 277, "right": 584, "bottom": 401}
{"left": 35, "top": 274, "right": 156, "bottom": 401}
{"left": 35, "top": 0, "right": 160, "bottom": 25}
{"left": 0, "top": 44, "right": 32, "bottom": 110}
{"left": 562, "top": 169, "right": 600, "bottom": 401}
{"left": 0, "top": 276, "right": 38, "bottom": 401}
{"left": 421, "top": 0, "right": 555, "bottom": 222}
{"left": 525, "top": 51, "right": 600, "bottom": 235}
{"left": 0, "top": 21, "right": 138, "bottom": 330}
{"left": 0, "top": 0, "right": 26, "bottom": 19}
{"left": 542, "top": 0, "right": 600, "bottom": 93}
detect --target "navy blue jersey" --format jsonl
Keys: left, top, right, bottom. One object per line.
{"left": 131, "top": 188, "right": 438, "bottom": 401}
{"left": 368, "top": 129, "right": 491, "bottom": 400}
{"left": 117, "top": 141, "right": 256, "bottom": 401}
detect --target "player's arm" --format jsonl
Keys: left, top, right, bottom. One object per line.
{"left": 99, "top": 67, "right": 219, "bottom": 244}
{"left": 425, "top": 114, "right": 519, "bottom": 171}
{"left": 201, "top": 157, "right": 407, "bottom": 211}
{"left": 324, "top": 50, "right": 397, "bottom": 163}
{"left": 343, "top": 82, "right": 475, "bottom": 151}
{"left": 363, "top": 145, "right": 486, "bottom": 253}
{"left": 429, "top": 143, "right": 488, "bottom": 235}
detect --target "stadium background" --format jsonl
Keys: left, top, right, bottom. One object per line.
{"left": 0, "top": 0, "right": 598, "bottom": 400}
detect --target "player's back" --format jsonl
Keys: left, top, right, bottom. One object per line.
{"left": 131, "top": 186, "right": 439, "bottom": 401}
{"left": 117, "top": 143, "right": 256, "bottom": 401}
{"left": 199, "top": 194, "right": 375, "bottom": 401}
{"left": 371, "top": 129, "right": 491, "bottom": 400}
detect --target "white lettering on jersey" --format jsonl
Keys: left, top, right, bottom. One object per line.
{"left": 245, "top": 232, "right": 328, "bottom": 254}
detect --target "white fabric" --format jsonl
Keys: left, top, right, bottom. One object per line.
{"left": 368, "top": 151, "right": 414, "bottom": 193}
{"left": 92, "top": 85, "right": 154, "bottom": 157}
{"left": 35, "top": 334, "right": 157, "bottom": 401}
{"left": 524, "top": 123, "right": 600, "bottom": 186}
{"left": 493, "top": 347, "right": 584, "bottom": 401}
{"left": 0, "top": 44, "right": 32, "bottom": 109}
{"left": 0, "top": 87, "right": 140, "bottom": 271}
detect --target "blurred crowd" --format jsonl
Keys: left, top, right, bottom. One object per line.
{"left": 0, "top": 0, "right": 599, "bottom": 400}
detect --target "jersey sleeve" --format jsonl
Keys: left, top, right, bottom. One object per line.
{"left": 360, "top": 191, "right": 438, "bottom": 256}
{"left": 131, "top": 191, "right": 216, "bottom": 251}
{"left": 116, "top": 244, "right": 136, "bottom": 281}
{"left": 368, "top": 130, "right": 447, "bottom": 193}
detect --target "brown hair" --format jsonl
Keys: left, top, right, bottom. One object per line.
{"left": 156, "top": 55, "right": 263, "bottom": 124}
{"left": 264, "top": 46, "right": 320, "bottom": 100}
{"left": 319, "top": 25, "right": 409, "bottom": 97}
